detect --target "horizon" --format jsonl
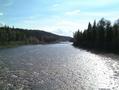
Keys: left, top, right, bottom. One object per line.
{"left": 0, "top": 0, "right": 119, "bottom": 36}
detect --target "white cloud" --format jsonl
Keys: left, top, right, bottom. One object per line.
{"left": 52, "top": 4, "right": 59, "bottom": 7}
{"left": 38, "top": 20, "right": 87, "bottom": 36}
{"left": 0, "top": 13, "right": 4, "bottom": 16}
{"left": 78, "top": 11, "right": 119, "bottom": 22}
{"left": 82, "top": 11, "right": 119, "bottom": 17}
{"left": 21, "top": 19, "right": 83, "bottom": 36}
{"left": 62, "top": 0, "right": 119, "bottom": 10}
{"left": 65, "top": 10, "right": 80, "bottom": 16}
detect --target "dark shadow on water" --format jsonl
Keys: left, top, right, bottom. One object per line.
{"left": 72, "top": 44, "right": 119, "bottom": 61}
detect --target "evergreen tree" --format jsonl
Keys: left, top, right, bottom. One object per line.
{"left": 73, "top": 18, "right": 119, "bottom": 53}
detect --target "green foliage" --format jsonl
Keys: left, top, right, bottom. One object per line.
{"left": 73, "top": 18, "right": 119, "bottom": 53}
{"left": 0, "top": 26, "right": 65, "bottom": 47}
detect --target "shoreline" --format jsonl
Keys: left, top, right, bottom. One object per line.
{"left": 0, "top": 41, "right": 70, "bottom": 48}
{"left": 73, "top": 44, "right": 119, "bottom": 55}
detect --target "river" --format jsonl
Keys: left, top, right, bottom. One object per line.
{"left": 0, "top": 42, "right": 119, "bottom": 90}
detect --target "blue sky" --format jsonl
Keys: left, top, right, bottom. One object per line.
{"left": 0, "top": 0, "right": 119, "bottom": 36}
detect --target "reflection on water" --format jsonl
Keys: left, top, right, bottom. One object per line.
{"left": 0, "top": 43, "right": 119, "bottom": 90}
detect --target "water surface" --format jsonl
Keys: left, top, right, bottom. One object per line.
{"left": 0, "top": 42, "right": 119, "bottom": 90}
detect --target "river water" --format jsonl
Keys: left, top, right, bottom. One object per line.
{"left": 0, "top": 42, "right": 119, "bottom": 90}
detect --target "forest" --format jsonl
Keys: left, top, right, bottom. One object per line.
{"left": 0, "top": 26, "right": 71, "bottom": 47}
{"left": 73, "top": 18, "right": 119, "bottom": 53}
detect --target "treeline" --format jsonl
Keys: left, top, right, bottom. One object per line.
{"left": 73, "top": 18, "right": 119, "bottom": 53}
{"left": 0, "top": 26, "right": 64, "bottom": 46}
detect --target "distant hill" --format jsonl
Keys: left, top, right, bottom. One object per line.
{"left": 25, "top": 29, "right": 72, "bottom": 42}
{"left": 0, "top": 26, "right": 72, "bottom": 47}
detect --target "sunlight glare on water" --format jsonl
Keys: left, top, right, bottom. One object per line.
{"left": 0, "top": 43, "right": 119, "bottom": 90}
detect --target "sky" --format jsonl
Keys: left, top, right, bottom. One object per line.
{"left": 0, "top": 0, "right": 119, "bottom": 36}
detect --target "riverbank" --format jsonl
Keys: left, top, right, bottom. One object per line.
{"left": 73, "top": 44, "right": 119, "bottom": 55}
{"left": 0, "top": 26, "right": 72, "bottom": 48}
{"left": 0, "top": 41, "right": 70, "bottom": 48}
{"left": 73, "top": 18, "right": 119, "bottom": 55}
{"left": 0, "top": 41, "right": 32, "bottom": 48}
